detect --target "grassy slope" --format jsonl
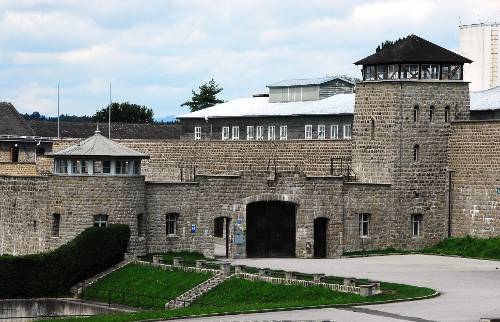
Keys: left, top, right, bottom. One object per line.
{"left": 82, "top": 263, "right": 212, "bottom": 309}
{"left": 421, "top": 236, "right": 500, "bottom": 259}
{"left": 50, "top": 276, "right": 434, "bottom": 322}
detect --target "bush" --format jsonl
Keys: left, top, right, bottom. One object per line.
{"left": 0, "top": 224, "right": 130, "bottom": 299}
{"left": 422, "top": 236, "right": 500, "bottom": 259}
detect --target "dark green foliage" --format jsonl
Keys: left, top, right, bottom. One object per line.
{"left": 343, "top": 247, "right": 410, "bottom": 256}
{"left": 93, "top": 102, "right": 154, "bottom": 123}
{"left": 82, "top": 263, "right": 212, "bottom": 309}
{"left": 422, "top": 236, "right": 500, "bottom": 259}
{"left": 22, "top": 112, "right": 93, "bottom": 122}
{"left": 376, "top": 38, "right": 404, "bottom": 52}
{"left": 181, "top": 79, "right": 224, "bottom": 112}
{"left": 0, "top": 225, "right": 130, "bottom": 299}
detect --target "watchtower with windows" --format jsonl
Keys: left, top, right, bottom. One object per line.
{"left": 351, "top": 35, "right": 471, "bottom": 247}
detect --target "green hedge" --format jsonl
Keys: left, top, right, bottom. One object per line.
{"left": 0, "top": 224, "right": 130, "bottom": 299}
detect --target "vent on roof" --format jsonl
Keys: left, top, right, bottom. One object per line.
{"left": 253, "top": 93, "right": 269, "bottom": 98}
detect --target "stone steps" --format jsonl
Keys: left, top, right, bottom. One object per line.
{"left": 165, "top": 273, "right": 228, "bottom": 309}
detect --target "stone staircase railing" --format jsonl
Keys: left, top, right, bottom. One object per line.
{"left": 165, "top": 273, "right": 228, "bottom": 309}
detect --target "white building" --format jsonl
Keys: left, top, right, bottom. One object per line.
{"left": 459, "top": 23, "right": 500, "bottom": 91}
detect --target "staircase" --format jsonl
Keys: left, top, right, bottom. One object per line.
{"left": 165, "top": 273, "right": 228, "bottom": 309}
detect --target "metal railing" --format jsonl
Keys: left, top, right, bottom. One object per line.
{"left": 80, "top": 286, "right": 170, "bottom": 310}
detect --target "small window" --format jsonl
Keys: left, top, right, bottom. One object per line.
{"left": 330, "top": 124, "right": 338, "bottom": 139}
{"left": 317, "top": 125, "right": 326, "bottom": 139}
{"left": 116, "top": 161, "right": 128, "bottom": 174}
{"left": 444, "top": 106, "right": 450, "bottom": 123}
{"left": 413, "top": 105, "right": 419, "bottom": 122}
{"left": 103, "top": 161, "right": 111, "bottom": 174}
{"left": 94, "top": 214, "right": 108, "bottom": 227}
{"left": 421, "top": 64, "right": 439, "bottom": 79}
{"left": 166, "top": 213, "right": 178, "bottom": 236}
{"left": 256, "top": 126, "right": 264, "bottom": 140}
{"left": 134, "top": 161, "right": 141, "bottom": 175}
{"left": 246, "top": 126, "right": 254, "bottom": 140}
{"left": 429, "top": 106, "right": 435, "bottom": 122}
{"left": 80, "top": 160, "right": 88, "bottom": 174}
{"left": 232, "top": 126, "right": 239, "bottom": 140}
{"left": 413, "top": 144, "right": 419, "bottom": 162}
{"left": 222, "top": 126, "right": 230, "bottom": 140}
{"left": 52, "top": 213, "right": 61, "bottom": 237}
{"left": 305, "top": 125, "right": 312, "bottom": 139}
{"left": 370, "top": 119, "right": 375, "bottom": 140}
{"left": 70, "top": 160, "right": 78, "bottom": 174}
{"left": 137, "top": 214, "right": 145, "bottom": 237}
{"left": 401, "top": 64, "right": 419, "bottom": 79}
{"left": 343, "top": 124, "right": 352, "bottom": 139}
{"left": 194, "top": 127, "right": 201, "bottom": 140}
{"left": 279, "top": 126, "right": 287, "bottom": 140}
{"left": 364, "top": 66, "right": 376, "bottom": 81}
{"left": 441, "top": 65, "right": 462, "bottom": 80}
{"left": 359, "top": 213, "right": 370, "bottom": 237}
{"left": 412, "top": 214, "right": 422, "bottom": 236}
{"left": 376, "top": 65, "right": 388, "bottom": 80}
{"left": 268, "top": 126, "right": 275, "bottom": 140}
{"left": 388, "top": 64, "right": 399, "bottom": 79}
{"left": 56, "top": 159, "right": 67, "bottom": 174}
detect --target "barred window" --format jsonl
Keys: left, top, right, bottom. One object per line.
{"left": 256, "top": 126, "right": 264, "bottom": 140}
{"left": 343, "top": 124, "right": 352, "bottom": 139}
{"left": 330, "top": 124, "right": 338, "bottom": 139}
{"left": 411, "top": 214, "right": 422, "bottom": 236}
{"left": 247, "top": 126, "right": 254, "bottom": 140}
{"left": 166, "top": 213, "right": 179, "bottom": 236}
{"left": 232, "top": 126, "right": 239, "bottom": 140}
{"left": 279, "top": 125, "right": 287, "bottom": 140}
{"left": 94, "top": 214, "right": 108, "bottom": 227}
{"left": 317, "top": 125, "right": 326, "bottom": 139}
{"left": 359, "top": 213, "right": 370, "bottom": 237}
{"left": 194, "top": 127, "right": 201, "bottom": 140}
{"left": 268, "top": 126, "right": 275, "bottom": 140}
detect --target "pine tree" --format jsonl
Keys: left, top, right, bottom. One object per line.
{"left": 181, "top": 79, "right": 224, "bottom": 112}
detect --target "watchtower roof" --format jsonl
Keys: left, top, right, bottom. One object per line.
{"left": 47, "top": 129, "right": 149, "bottom": 159}
{"left": 354, "top": 35, "right": 472, "bottom": 65}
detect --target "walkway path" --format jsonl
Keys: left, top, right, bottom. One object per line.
{"left": 172, "top": 254, "right": 500, "bottom": 322}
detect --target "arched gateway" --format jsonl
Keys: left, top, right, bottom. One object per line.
{"left": 246, "top": 201, "right": 296, "bottom": 258}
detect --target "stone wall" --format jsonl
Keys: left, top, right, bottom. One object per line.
{"left": 449, "top": 120, "right": 500, "bottom": 237}
{"left": 0, "top": 162, "right": 37, "bottom": 176}
{"left": 0, "top": 175, "right": 47, "bottom": 255}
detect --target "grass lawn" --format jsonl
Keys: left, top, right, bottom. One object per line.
{"left": 82, "top": 263, "right": 212, "bottom": 309}
{"left": 343, "top": 247, "right": 410, "bottom": 257}
{"left": 48, "top": 276, "right": 435, "bottom": 322}
{"left": 421, "top": 236, "right": 500, "bottom": 260}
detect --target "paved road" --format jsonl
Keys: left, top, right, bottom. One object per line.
{"left": 173, "top": 255, "right": 500, "bottom": 322}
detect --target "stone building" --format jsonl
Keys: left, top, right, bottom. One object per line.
{"left": 0, "top": 35, "right": 499, "bottom": 259}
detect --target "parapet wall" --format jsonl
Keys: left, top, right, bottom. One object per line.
{"left": 449, "top": 120, "right": 500, "bottom": 237}
{"left": 0, "top": 162, "right": 37, "bottom": 176}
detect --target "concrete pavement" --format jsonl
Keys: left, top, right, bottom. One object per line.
{"left": 172, "top": 255, "right": 500, "bottom": 322}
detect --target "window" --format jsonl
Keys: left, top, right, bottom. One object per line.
{"left": 444, "top": 106, "right": 450, "bottom": 123}
{"left": 413, "top": 144, "right": 419, "bottom": 162}
{"left": 401, "top": 64, "right": 419, "bottom": 79}
{"left": 137, "top": 214, "right": 145, "bottom": 237}
{"left": 441, "top": 65, "right": 462, "bottom": 80}
{"left": 94, "top": 214, "right": 108, "bottom": 227}
{"left": 36, "top": 147, "right": 45, "bottom": 155}
{"left": 166, "top": 213, "right": 178, "bottom": 236}
{"left": 103, "top": 161, "right": 111, "bottom": 174}
{"left": 370, "top": 119, "right": 375, "bottom": 140}
{"left": 10, "top": 146, "right": 19, "bottom": 162}
{"left": 256, "top": 126, "right": 264, "bottom": 140}
{"left": 279, "top": 126, "right": 287, "bottom": 140}
{"left": 52, "top": 214, "right": 61, "bottom": 237}
{"left": 413, "top": 105, "right": 419, "bottom": 122}
{"left": 317, "top": 125, "right": 326, "bottom": 139}
{"left": 247, "top": 126, "right": 254, "bottom": 140}
{"left": 232, "top": 126, "right": 239, "bottom": 140}
{"left": 421, "top": 64, "right": 439, "bottom": 79}
{"left": 268, "top": 126, "right": 275, "bottom": 140}
{"left": 359, "top": 213, "right": 370, "bottom": 237}
{"left": 133, "top": 161, "right": 141, "bottom": 175}
{"left": 194, "top": 127, "right": 201, "bottom": 140}
{"left": 330, "top": 124, "right": 339, "bottom": 139}
{"left": 81, "top": 160, "right": 88, "bottom": 174}
{"left": 305, "top": 125, "right": 312, "bottom": 139}
{"left": 376, "top": 65, "right": 388, "bottom": 80}
{"left": 222, "top": 126, "right": 230, "bottom": 140}
{"left": 388, "top": 64, "right": 399, "bottom": 79}
{"left": 70, "top": 160, "right": 78, "bottom": 174}
{"left": 429, "top": 106, "right": 435, "bottom": 122}
{"left": 412, "top": 214, "right": 422, "bottom": 236}
{"left": 364, "top": 65, "right": 376, "bottom": 80}
{"left": 56, "top": 159, "right": 67, "bottom": 174}
{"left": 343, "top": 124, "right": 352, "bottom": 139}
{"left": 116, "top": 161, "right": 128, "bottom": 174}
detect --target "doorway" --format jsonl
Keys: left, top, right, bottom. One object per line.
{"left": 314, "top": 217, "right": 328, "bottom": 258}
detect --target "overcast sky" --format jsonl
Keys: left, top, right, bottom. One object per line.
{"left": 0, "top": 0, "right": 498, "bottom": 118}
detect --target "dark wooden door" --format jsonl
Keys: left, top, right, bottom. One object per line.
{"left": 246, "top": 201, "right": 296, "bottom": 258}
{"left": 314, "top": 217, "right": 328, "bottom": 258}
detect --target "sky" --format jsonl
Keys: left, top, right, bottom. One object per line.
{"left": 0, "top": 0, "right": 498, "bottom": 119}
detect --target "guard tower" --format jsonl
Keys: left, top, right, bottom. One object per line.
{"left": 351, "top": 35, "right": 472, "bottom": 248}
{"left": 47, "top": 129, "right": 149, "bottom": 175}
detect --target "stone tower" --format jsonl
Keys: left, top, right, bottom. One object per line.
{"left": 351, "top": 35, "right": 472, "bottom": 248}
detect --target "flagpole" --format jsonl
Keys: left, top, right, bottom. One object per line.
{"left": 109, "top": 82, "right": 112, "bottom": 139}
{"left": 57, "top": 83, "right": 60, "bottom": 139}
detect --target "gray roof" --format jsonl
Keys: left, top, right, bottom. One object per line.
{"left": 0, "top": 102, "right": 35, "bottom": 136}
{"left": 469, "top": 86, "right": 500, "bottom": 111}
{"left": 267, "top": 76, "right": 355, "bottom": 88}
{"left": 47, "top": 130, "right": 149, "bottom": 158}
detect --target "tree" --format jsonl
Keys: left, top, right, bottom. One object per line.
{"left": 93, "top": 102, "right": 154, "bottom": 123}
{"left": 181, "top": 79, "right": 224, "bottom": 112}
{"left": 376, "top": 38, "right": 404, "bottom": 53}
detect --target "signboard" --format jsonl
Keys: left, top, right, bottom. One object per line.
{"left": 191, "top": 224, "right": 196, "bottom": 233}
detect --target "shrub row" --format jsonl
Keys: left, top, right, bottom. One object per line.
{"left": 0, "top": 224, "right": 130, "bottom": 298}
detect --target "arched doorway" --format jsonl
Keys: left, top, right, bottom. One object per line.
{"left": 213, "top": 216, "right": 231, "bottom": 258}
{"left": 314, "top": 217, "right": 329, "bottom": 258}
{"left": 246, "top": 201, "right": 296, "bottom": 258}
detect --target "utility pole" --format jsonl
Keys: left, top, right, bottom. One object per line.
{"left": 57, "top": 83, "right": 60, "bottom": 139}
{"left": 109, "top": 82, "right": 112, "bottom": 139}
